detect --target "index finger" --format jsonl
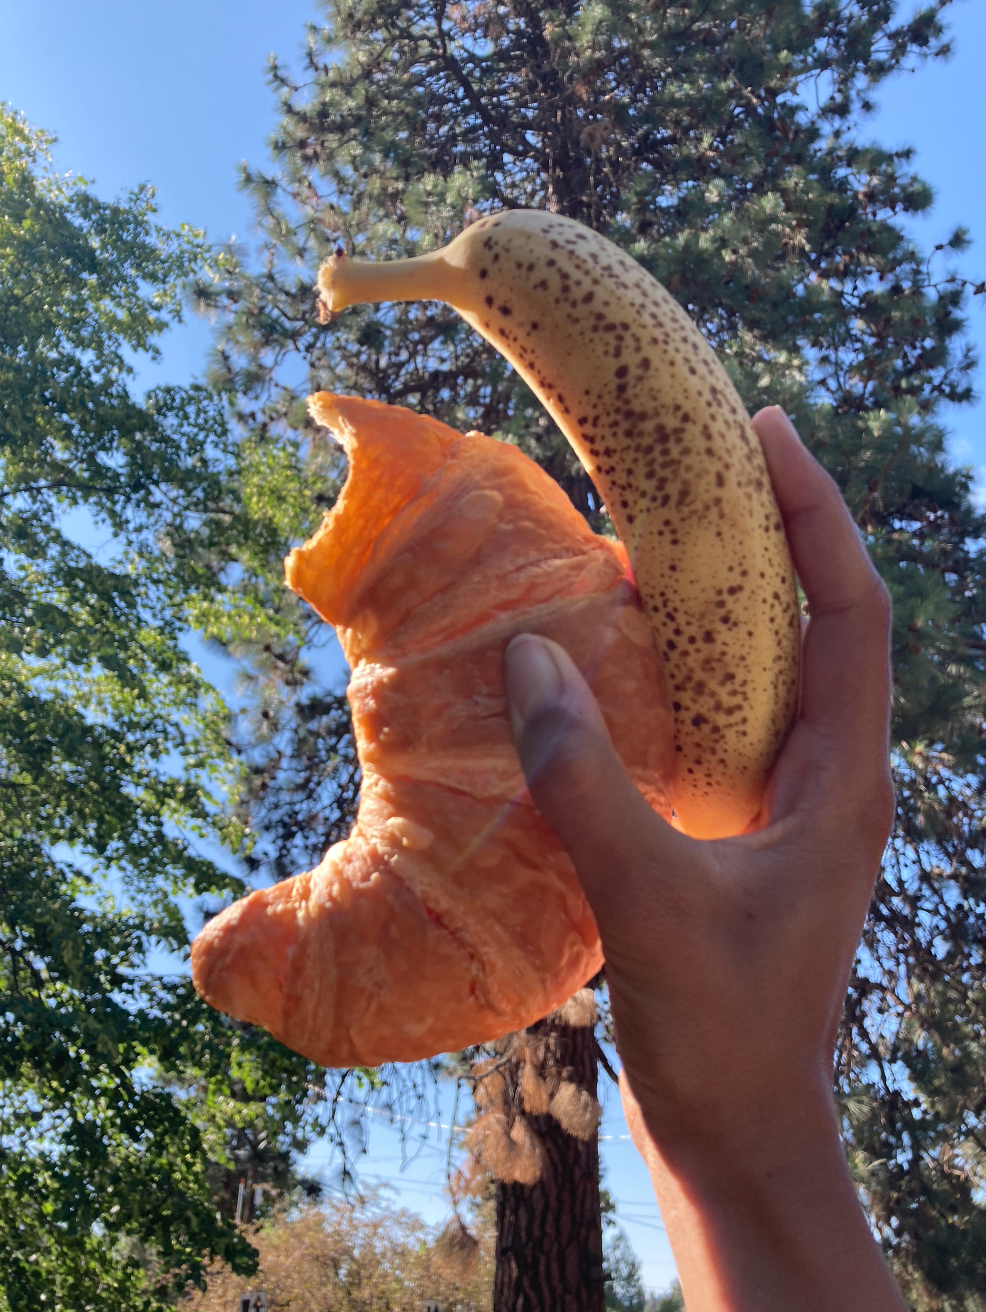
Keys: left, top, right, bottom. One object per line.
{"left": 751, "top": 408, "right": 892, "bottom": 768}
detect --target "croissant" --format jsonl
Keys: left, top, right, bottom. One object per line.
{"left": 191, "top": 394, "right": 674, "bottom": 1066}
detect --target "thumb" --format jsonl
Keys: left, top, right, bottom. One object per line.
{"left": 503, "top": 633, "right": 672, "bottom": 906}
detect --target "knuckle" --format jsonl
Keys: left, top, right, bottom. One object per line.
{"left": 876, "top": 767, "right": 897, "bottom": 835}
{"left": 845, "top": 766, "right": 896, "bottom": 850}
{"left": 868, "top": 572, "right": 893, "bottom": 626}
{"left": 850, "top": 568, "right": 892, "bottom": 639}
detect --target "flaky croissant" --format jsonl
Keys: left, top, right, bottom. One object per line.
{"left": 191, "top": 394, "right": 674, "bottom": 1066}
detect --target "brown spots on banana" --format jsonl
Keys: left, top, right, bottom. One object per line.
{"left": 317, "top": 211, "right": 800, "bottom": 839}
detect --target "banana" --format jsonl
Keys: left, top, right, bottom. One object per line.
{"left": 317, "top": 210, "right": 799, "bottom": 839}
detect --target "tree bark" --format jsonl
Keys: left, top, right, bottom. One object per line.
{"left": 493, "top": 1016, "right": 605, "bottom": 1312}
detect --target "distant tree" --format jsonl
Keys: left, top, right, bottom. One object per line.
{"left": 204, "top": 0, "right": 986, "bottom": 1305}
{"left": 645, "top": 1280, "right": 685, "bottom": 1312}
{"left": 185, "top": 1192, "right": 494, "bottom": 1311}
{"left": 604, "top": 1228, "right": 645, "bottom": 1312}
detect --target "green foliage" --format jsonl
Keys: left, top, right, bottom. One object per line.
{"left": 203, "top": 0, "right": 985, "bottom": 1303}
{"left": 604, "top": 1226, "right": 645, "bottom": 1311}
{"left": 0, "top": 107, "right": 336, "bottom": 1309}
{"left": 645, "top": 1280, "right": 685, "bottom": 1312}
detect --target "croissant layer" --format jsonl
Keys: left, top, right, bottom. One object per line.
{"left": 191, "top": 395, "right": 675, "bottom": 1065}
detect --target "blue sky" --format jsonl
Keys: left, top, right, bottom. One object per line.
{"left": 2, "top": 0, "right": 982, "bottom": 458}
{"left": 2, "top": 0, "right": 983, "bottom": 1293}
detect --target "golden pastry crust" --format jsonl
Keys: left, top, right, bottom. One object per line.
{"left": 191, "top": 394, "right": 675, "bottom": 1066}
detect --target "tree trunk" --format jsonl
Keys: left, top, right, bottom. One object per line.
{"left": 493, "top": 1016, "right": 605, "bottom": 1312}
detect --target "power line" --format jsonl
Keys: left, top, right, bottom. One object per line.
{"left": 616, "top": 1214, "right": 668, "bottom": 1233}
{"left": 302, "top": 1098, "right": 664, "bottom": 1227}
{"left": 330, "top": 1094, "right": 635, "bottom": 1141}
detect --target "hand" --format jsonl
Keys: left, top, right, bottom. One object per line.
{"left": 503, "top": 408, "right": 905, "bottom": 1311}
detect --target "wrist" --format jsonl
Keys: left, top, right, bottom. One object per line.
{"left": 637, "top": 1071, "right": 840, "bottom": 1185}
{"left": 648, "top": 1091, "right": 845, "bottom": 1219}
{"left": 622, "top": 1075, "right": 906, "bottom": 1311}
{"left": 622, "top": 1052, "right": 839, "bottom": 1172}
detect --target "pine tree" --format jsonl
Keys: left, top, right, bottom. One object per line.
{"left": 205, "top": 1, "right": 986, "bottom": 1304}
{"left": 462, "top": 1004, "right": 606, "bottom": 1309}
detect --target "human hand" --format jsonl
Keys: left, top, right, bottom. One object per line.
{"left": 503, "top": 407, "right": 905, "bottom": 1311}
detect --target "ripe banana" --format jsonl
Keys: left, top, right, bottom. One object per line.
{"left": 317, "top": 210, "right": 799, "bottom": 838}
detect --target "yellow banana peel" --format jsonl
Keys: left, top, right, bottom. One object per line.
{"left": 317, "top": 210, "right": 799, "bottom": 839}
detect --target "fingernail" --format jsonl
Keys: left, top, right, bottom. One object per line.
{"left": 504, "top": 634, "right": 563, "bottom": 732}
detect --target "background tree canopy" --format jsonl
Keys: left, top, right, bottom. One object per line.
{"left": 3, "top": 0, "right": 985, "bottom": 1306}
{"left": 202, "top": 1, "right": 986, "bottom": 1304}
{"left": 0, "top": 108, "right": 338, "bottom": 1311}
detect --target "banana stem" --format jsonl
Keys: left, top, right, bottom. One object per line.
{"left": 318, "top": 250, "right": 455, "bottom": 318}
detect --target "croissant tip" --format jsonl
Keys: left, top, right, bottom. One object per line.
{"left": 306, "top": 391, "right": 345, "bottom": 440}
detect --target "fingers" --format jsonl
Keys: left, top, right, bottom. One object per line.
{"left": 618, "top": 1070, "right": 663, "bottom": 1174}
{"left": 503, "top": 634, "right": 689, "bottom": 919}
{"left": 752, "top": 409, "right": 892, "bottom": 779}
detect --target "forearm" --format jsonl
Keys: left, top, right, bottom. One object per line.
{"left": 632, "top": 1091, "right": 907, "bottom": 1312}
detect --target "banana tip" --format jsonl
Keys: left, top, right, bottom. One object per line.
{"left": 316, "top": 253, "right": 347, "bottom": 320}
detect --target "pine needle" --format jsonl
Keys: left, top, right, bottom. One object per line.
{"left": 448, "top": 1155, "right": 486, "bottom": 1204}
{"left": 432, "top": 1215, "right": 480, "bottom": 1280}
{"left": 472, "top": 1064, "right": 509, "bottom": 1114}
{"left": 520, "top": 1060, "right": 550, "bottom": 1115}
{"left": 462, "top": 1112, "right": 511, "bottom": 1171}
{"left": 463, "top": 1112, "right": 544, "bottom": 1184}
{"left": 549, "top": 1081, "right": 601, "bottom": 1141}
{"left": 506, "top": 1116, "right": 544, "bottom": 1185}
{"left": 547, "top": 987, "right": 597, "bottom": 1028}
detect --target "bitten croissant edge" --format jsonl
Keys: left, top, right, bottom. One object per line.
{"left": 191, "top": 396, "right": 676, "bottom": 1066}
{"left": 318, "top": 210, "right": 800, "bottom": 837}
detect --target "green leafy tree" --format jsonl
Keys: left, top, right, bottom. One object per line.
{"left": 645, "top": 1281, "right": 685, "bottom": 1312}
{"left": 203, "top": 0, "right": 986, "bottom": 1305}
{"left": 0, "top": 107, "right": 339, "bottom": 1310}
{"left": 604, "top": 1227, "right": 645, "bottom": 1312}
